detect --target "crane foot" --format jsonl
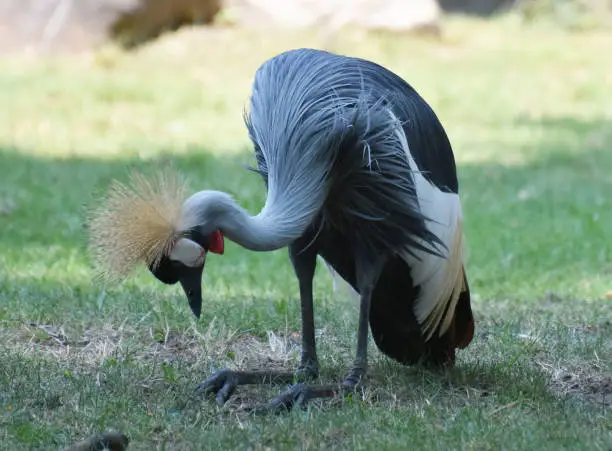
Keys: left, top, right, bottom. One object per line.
{"left": 242, "top": 383, "right": 339, "bottom": 415}
{"left": 240, "top": 365, "right": 367, "bottom": 414}
{"left": 195, "top": 369, "right": 239, "bottom": 406}
{"left": 195, "top": 368, "right": 309, "bottom": 406}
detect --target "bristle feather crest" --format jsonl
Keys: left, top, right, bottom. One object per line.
{"left": 87, "top": 168, "right": 189, "bottom": 282}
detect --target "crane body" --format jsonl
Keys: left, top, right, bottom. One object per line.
{"left": 89, "top": 48, "right": 475, "bottom": 412}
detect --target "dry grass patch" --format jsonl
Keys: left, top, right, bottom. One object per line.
{"left": 0, "top": 320, "right": 303, "bottom": 372}
{"left": 540, "top": 361, "right": 612, "bottom": 407}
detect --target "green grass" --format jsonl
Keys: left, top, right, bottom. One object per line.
{"left": 1, "top": 17, "right": 611, "bottom": 450}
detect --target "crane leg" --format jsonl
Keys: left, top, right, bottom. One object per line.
{"left": 195, "top": 238, "right": 320, "bottom": 406}
{"left": 343, "top": 248, "right": 386, "bottom": 389}
{"left": 342, "top": 280, "right": 374, "bottom": 388}
{"left": 289, "top": 237, "right": 320, "bottom": 379}
{"left": 244, "top": 250, "right": 386, "bottom": 414}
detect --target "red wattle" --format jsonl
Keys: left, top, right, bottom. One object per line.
{"left": 209, "top": 230, "right": 224, "bottom": 255}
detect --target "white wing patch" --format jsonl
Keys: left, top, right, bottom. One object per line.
{"left": 389, "top": 111, "right": 466, "bottom": 341}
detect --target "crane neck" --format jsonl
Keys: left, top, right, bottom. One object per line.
{"left": 179, "top": 190, "right": 309, "bottom": 252}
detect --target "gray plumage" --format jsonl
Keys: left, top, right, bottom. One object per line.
{"left": 245, "top": 48, "right": 445, "bottom": 260}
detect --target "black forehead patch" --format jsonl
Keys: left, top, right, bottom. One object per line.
{"left": 147, "top": 228, "right": 210, "bottom": 285}
{"left": 149, "top": 256, "right": 180, "bottom": 285}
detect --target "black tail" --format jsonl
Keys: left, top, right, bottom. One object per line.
{"left": 369, "top": 256, "right": 474, "bottom": 366}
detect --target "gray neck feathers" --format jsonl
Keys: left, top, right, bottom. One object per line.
{"left": 179, "top": 190, "right": 319, "bottom": 251}
{"left": 180, "top": 50, "right": 394, "bottom": 253}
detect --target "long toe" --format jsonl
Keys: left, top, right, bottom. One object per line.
{"left": 246, "top": 383, "right": 312, "bottom": 415}
{"left": 195, "top": 369, "right": 238, "bottom": 406}
{"left": 270, "top": 383, "right": 311, "bottom": 412}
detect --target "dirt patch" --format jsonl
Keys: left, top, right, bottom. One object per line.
{"left": 539, "top": 361, "right": 611, "bottom": 406}
{"left": 227, "top": 331, "right": 301, "bottom": 370}
{"left": 552, "top": 371, "right": 611, "bottom": 406}
{"left": 0, "top": 321, "right": 300, "bottom": 372}
{"left": 4, "top": 321, "right": 128, "bottom": 364}
{"left": 1, "top": 321, "right": 313, "bottom": 410}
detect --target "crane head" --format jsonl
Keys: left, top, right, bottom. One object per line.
{"left": 148, "top": 230, "right": 224, "bottom": 318}
{"left": 87, "top": 168, "right": 224, "bottom": 319}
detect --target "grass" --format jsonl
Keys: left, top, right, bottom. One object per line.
{"left": 1, "top": 16, "right": 611, "bottom": 450}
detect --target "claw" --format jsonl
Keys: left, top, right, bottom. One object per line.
{"left": 244, "top": 383, "right": 312, "bottom": 415}
{"left": 270, "top": 383, "right": 311, "bottom": 411}
{"left": 195, "top": 369, "right": 238, "bottom": 406}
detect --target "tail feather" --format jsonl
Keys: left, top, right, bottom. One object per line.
{"left": 369, "top": 256, "right": 474, "bottom": 366}
{"left": 389, "top": 109, "right": 467, "bottom": 342}
{"left": 452, "top": 272, "right": 475, "bottom": 349}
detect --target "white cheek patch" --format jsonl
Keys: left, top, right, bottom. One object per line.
{"left": 169, "top": 238, "right": 206, "bottom": 267}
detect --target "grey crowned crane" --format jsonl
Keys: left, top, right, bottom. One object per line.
{"left": 88, "top": 48, "right": 475, "bottom": 412}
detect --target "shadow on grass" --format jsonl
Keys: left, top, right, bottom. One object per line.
{"left": 1, "top": 109, "right": 610, "bottom": 317}
{"left": 459, "top": 114, "right": 610, "bottom": 309}
{"left": 0, "top": 144, "right": 266, "bottom": 254}
{"left": 1, "top": 113, "right": 609, "bottom": 275}
{"left": 0, "top": 142, "right": 275, "bottom": 282}
{"left": 0, "top": 145, "right": 300, "bottom": 329}
{"left": 0, "top": 113, "right": 610, "bottom": 422}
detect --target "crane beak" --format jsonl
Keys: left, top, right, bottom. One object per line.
{"left": 178, "top": 264, "right": 204, "bottom": 318}
{"left": 168, "top": 237, "right": 207, "bottom": 318}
